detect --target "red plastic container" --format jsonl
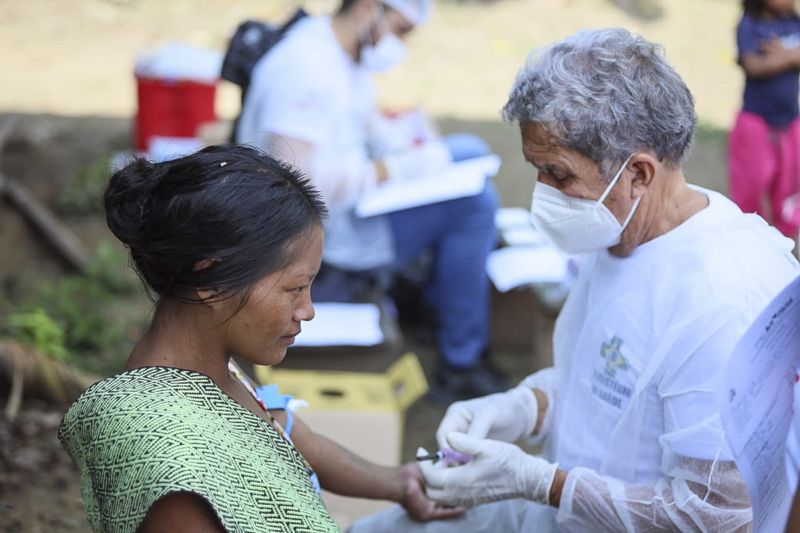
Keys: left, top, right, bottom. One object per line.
{"left": 134, "top": 76, "right": 217, "bottom": 151}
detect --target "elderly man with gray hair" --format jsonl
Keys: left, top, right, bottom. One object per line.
{"left": 351, "top": 28, "right": 800, "bottom": 532}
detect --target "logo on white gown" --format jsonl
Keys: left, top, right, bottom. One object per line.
{"left": 600, "top": 336, "right": 629, "bottom": 378}
{"left": 591, "top": 335, "right": 634, "bottom": 409}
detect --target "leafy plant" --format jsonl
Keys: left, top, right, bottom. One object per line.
{"left": 6, "top": 308, "right": 70, "bottom": 362}
{"left": 4, "top": 241, "right": 148, "bottom": 375}
{"left": 58, "top": 152, "right": 112, "bottom": 215}
{"left": 86, "top": 240, "right": 140, "bottom": 295}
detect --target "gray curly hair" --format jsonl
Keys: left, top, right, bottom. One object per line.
{"left": 502, "top": 28, "right": 696, "bottom": 178}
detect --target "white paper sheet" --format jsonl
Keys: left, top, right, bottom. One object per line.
{"left": 294, "top": 302, "right": 384, "bottom": 347}
{"left": 495, "top": 207, "right": 532, "bottom": 230}
{"left": 501, "top": 227, "right": 548, "bottom": 247}
{"left": 148, "top": 136, "right": 203, "bottom": 161}
{"left": 486, "top": 246, "right": 569, "bottom": 292}
{"left": 355, "top": 154, "right": 501, "bottom": 217}
{"left": 719, "top": 275, "right": 800, "bottom": 532}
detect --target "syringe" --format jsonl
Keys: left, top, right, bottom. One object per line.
{"left": 415, "top": 448, "right": 473, "bottom": 466}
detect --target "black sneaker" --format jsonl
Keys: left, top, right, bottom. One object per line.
{"left": 429, "top": 358, "right": 510, "bottom": 404}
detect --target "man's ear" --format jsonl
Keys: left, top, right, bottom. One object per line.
{"left": 629, "top": 153, "right": 658, "bottom": 199}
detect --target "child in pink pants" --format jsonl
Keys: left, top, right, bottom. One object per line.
{"left": 729, "top": 0, "right": 800, "bottom": 237}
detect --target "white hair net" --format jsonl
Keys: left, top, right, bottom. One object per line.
{"left": 382, "top": 0, "right": 432, "bottom": 25}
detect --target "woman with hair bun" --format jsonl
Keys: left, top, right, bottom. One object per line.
{"left": 58, "top": 145, "right": 460, "bottom": 532}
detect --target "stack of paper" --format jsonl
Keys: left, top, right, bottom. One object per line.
{"left": 486, "top": 246, "right": 569, "bottom": 292}
{"left": 719, "top": 275, "right": 800, "bottom": 532}
{"left": 495, "top": 207, "right": 547, "bottom": 247}
{"left": 355, "top": 154, "right": 501, "bottom": 217}
{"left": 294, "top": 302, "right": 384, "bottom": 347}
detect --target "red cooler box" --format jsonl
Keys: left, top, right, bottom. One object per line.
{"left": 135, "top": 76, "right": 217, "bottom": 151}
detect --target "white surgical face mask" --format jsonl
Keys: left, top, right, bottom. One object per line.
{"left": 361, "top": 31, "right": 407, "bottom": 72}
{"left": 360, "top": 6, "right": 408, "bottom": 72}
{"left": 530, "top": 154, "right": 640, "bottom": 255}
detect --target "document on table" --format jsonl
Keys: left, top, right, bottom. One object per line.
{"left": 719, "top": 275, "right": 800, "bottom": 532}
{"left": 486, "top": 246, "right": 569, "bottom": 292}
{"left": 293, "top": 302, "right": 384, "bottom": 347}
{"left": 355, "top": 154, "right": 501, "bottom": 217}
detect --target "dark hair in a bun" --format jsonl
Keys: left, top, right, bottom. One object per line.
{"left": 103, "top": 144, "right": 327, "bottom": 303}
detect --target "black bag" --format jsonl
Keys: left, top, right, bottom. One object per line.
{"left": 221, "top": 8, "right": 308, "bottom": 141}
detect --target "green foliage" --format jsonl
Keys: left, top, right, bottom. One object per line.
{"left": 58, "top": 153, "right": 112, "bottom": 215}
{"left": 7, "top": 308, "right": 70, "bottom": 362}
{"left": 86, "top": 240, "right": 140, "bottom": 294}
{"left": 3, "top": 241, "right": 147, "bottom": 374}
{"left": 37, "top": 276, "right": 121, "bottom": 354}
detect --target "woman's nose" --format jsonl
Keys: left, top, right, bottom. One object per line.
{"left": 294, "top": 292, "right": 315, "bottom": 322}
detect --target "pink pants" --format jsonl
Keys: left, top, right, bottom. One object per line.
{"left": 728, "top": 110, "right": 800, "bottom": 237}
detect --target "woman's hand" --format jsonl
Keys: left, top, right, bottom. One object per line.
{"left": 399, "top": 462, "right": 465, "bottom": 522}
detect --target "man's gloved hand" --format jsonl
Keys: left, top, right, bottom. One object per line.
{"left": 435, "top": 385, "right": 539, "bottom": 450}
{"left": 382, "top": 141, "right": 451, "bottom": 182}
{"left": 420, "top": 432, "right": 559, "bottom": 508}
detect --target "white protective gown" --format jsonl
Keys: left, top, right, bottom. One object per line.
{"left": 539, "top": 186, "right": 799, "bottom": 531}
{"left": 350, "top": 186, "right": 799, "bottom": 533}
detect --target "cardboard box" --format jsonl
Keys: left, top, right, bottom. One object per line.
{"left": 254, "top": 352, "right": 428, "bottom": 529}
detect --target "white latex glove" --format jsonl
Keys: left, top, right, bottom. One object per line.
{"left": 435, "top": 385, "right": 539, "bottom": 450}
{"left": 420, "top": 432, "right": 559, "bottom": 508}
{"left": 382, "top": 141, "right": 451, "bottom": 182}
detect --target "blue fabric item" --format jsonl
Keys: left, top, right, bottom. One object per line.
{"left": 254, "top": 384, "right": 319, "bottom": 492}
{"left": 738, "top": 13, "right": 800, "bottom": 127}
{"left": 442, "top": 133, "right": 492, "bottom": 162}
{"left": 388, "top": 182, "right": 499, "bottom": 368}
{"left": 255, "top": 385, "right": 295, "bottom": 436}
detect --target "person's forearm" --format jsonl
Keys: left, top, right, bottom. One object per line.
{"left": 532, "top": 388, "right": 548, "bottom": 435}
{"left": 741, "top": 50, "right": 800, "bottom": 78}
{"left": 287, "top": 415, "right": 405, "bottom": 501}
{"left": 266, "top": 133, "right": 381, "bottom": 206}
{"left": 314, "top": 436, "right": 405, "bottom": 501}
{"left": 548, "top": 468, "right": 567, "bottom": 508}
{"left": 556, "top": 464, "right": 751, "bottom": 531}
{"left": 374, "top": 160, "right": 389, "bottom": 184}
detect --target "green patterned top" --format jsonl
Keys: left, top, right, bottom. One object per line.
{"left": 58, "top": 366, "right": 340, "bottom": 532}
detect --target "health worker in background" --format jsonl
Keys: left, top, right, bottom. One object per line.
{"left": 351, "top": 28, "right": 800, "bottom": 532}
{"left": 236, "top": 0, "right": 505, "bottom": 402}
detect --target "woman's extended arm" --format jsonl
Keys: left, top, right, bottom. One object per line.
{"left": 282, "top": 412, "right": 464, "bottom": 522}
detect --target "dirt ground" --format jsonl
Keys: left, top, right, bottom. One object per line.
{"left": 0, "top": 0, "right": 734, "bottom": 530}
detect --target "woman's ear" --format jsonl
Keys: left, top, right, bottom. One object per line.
{"left": 193, "top": 258, "right": 218, "bottom": 271}
{"left": 629, "top": 153, "right": 658, "bottom": 199}
{"left": 193, "top": 258, "right": 220, "bottom": 302}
